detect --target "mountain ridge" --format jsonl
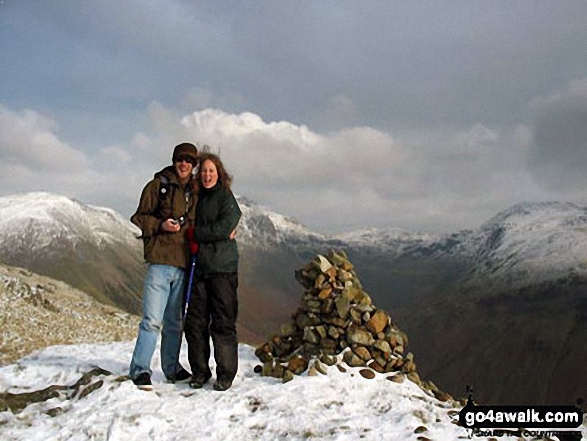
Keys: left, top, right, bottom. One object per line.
{"left": 1, "top": 192, "right": 586, "bottom": 404}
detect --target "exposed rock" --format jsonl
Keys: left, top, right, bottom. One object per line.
{"left": 359, "top": 369, "right": 376, "bottom": 379}
{"left": 374, "top": 356, "right": 388, "bottom": 369}
{"left": 328, "top": 326, "right": 340, "bottom": 339}
{"left": 402, "top": 361, "right": 417, "bottom": 374}
{"left": 343, "top": 350, "right": 365, "bottom": 367}
{"left": 407, "top": 372, "right": 422, "bottom": 386}
{"left": 318, "top": 287, "right": 332, "bottom": 299}
{"left": 366, "top": 309, "right": 388, "bottom": 334}
{"left": 347, "top": 327, "right": 374, "bottom": 346}
{"left": 261, "top": 361, "right": 274, "bottom": 377}
{"left": 0, "top": 265, "right": 139, "bottom": 367}
{"left": 303, "top": 328, "right": 320, "bottom": 345}
{"left": 272, "top": 363, "right": 285, "bottom": 378}
{"left": 433, "top": 390, "right": 453, "bottom": 402}
{"left": 320, "top": 354, "right": 337, "bottom": 366}
{"left": 349, "top": 308, "right": 362, "bottom": 323}
{"left": 315, "top": 255, "right": 333, "bottom": 273}
{"left": 422, "top": 380, "right": 438, "bottom": 392}
{"left": 367, "top": 360, "right": 386, "bottom": 374}
{"left": 295, "top": 314, "right": 312, "bottom": 329}
{"left": 314, "top": 360, "right": 328, "bottom": 375}
{"left": 335, "top": 297, "right": 350, "bottom": 319}
{"left": 0, "top": 368, "right": 112, "bottom": 414}
{"left": 287, "top": 356, "right": 309, "bottom": 375}
{"left": 282, "top": 370, "right": 294, "bottom": 383}
{"left": 352, "top": 346, "right": 372, "bottom": 361}
{"left": 319, "top": 338, "right": 337, "bottom": 353}
{"left": 315, "top": 325, "right": 327, "bottom": 339}
{"left": 387, "top": 374, "right": 405, "bottom": 383}
{"left": 373, "top": 340, "right": 392, "bottom": 354}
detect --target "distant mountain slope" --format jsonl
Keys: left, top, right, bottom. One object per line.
{"left": 0, "top": 192, "right": 145, "bottom": 314}
{"left": 465, "top": 201, "right": 587, "bottom": 288}
{"left": 394, "top": 202, "right": 587, "bottom": 405}
{"left": 402, "top": 271, "right": 587, "bottom": 405}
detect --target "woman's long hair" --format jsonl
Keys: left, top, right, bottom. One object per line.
{"left": 194, "top": 152, "right": 232, "bottom": 194}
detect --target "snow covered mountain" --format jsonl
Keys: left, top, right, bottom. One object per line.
{"left": 336, "top": 201, "right": 587, "bottom": 303}
{"left": 0, "top": 192, "right": 140, "bottom": 252}
{"left": 4, "top": 192, "right": 586, "bottom": 293}
{"left": 236, "top": 196, "right": 333, "bottom": 248}
{"left": 336, "top": 226, "right": 442, "bottom": 255}
{"left": 464, "top": 201, "right": 587, "bottom": 289}
{"left": 238, "top": 195, "right": 587, "bottom": 292}
{"left": 0, "top": 192, "right": 145, "bottom": 314}
{"left": 236, "top": 196, "right": 451, "bottom": 257}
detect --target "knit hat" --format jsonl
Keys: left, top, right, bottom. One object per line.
{"left": 172, "top": 143, "right": 198, "bottom": 163}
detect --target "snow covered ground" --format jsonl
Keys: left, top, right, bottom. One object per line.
{"left": 0, "top": 341, "right": 495, "bottom": 441}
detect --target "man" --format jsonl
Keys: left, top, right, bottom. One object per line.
{"left": 129, "top": 142, "right": 198, "bottom": 390}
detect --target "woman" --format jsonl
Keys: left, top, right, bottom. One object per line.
{"left": 184, "top": 152, "right": 242, "bottom": 391}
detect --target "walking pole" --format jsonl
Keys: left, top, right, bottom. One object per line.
{"left": 171, "top": 236, "right": 199, "bottom": 384}
{"left": 183, "top": 241, "right": 199, "bottom": 319}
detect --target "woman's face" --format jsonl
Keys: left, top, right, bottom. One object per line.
{"left": 200, "top": 159, "right": 218, "bottom": 189}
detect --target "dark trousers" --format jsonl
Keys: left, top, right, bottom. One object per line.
{"left": 184, "top": 273, "right": 238, "bottom": 382}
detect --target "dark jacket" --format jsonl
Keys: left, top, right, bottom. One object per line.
{"left": 131, "top": 166, "right": 197, "bottom": 269}
{"left": 193, "top": 182, "right": 241, "bottom": 276}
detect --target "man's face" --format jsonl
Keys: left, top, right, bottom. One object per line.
{"left": 174, "top": 155, "right": 196, "bottom": 183}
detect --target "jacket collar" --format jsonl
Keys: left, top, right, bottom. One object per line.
{"left": 155, "top": 166, "right": 194, "bottom": 189}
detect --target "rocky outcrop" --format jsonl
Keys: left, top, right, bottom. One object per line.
{"left": 0, "top": 264, "right": 139, "bottom": 366}
{"left": 0, "top": 367, "right": 114, "bottom": 414}
{"left": 254, "top": 250, "right": 448, "bottom": 399}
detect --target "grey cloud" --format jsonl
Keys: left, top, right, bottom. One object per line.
{"left": 528, "top": 80, "right": 587, "bottom": 191}
{"left": 4, "top": 1, "right": 587, "bottom": 139}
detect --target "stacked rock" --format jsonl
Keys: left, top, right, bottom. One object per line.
{"left": 254, "top": 250, "right": 428, "bottom": 389}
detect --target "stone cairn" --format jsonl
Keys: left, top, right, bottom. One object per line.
{"left": 254, "top": 250, "right": 452, "bottom": 402}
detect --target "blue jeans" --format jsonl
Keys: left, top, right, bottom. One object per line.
{"left": 129, "top": 264, "right": 186, "bottom": 379}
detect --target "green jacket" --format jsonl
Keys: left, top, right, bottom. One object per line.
{"left": 193, "top": 182, "right": 242, "bottom": 276}
{"left": 131, "top": 166, "right": 197, "bottom": 269}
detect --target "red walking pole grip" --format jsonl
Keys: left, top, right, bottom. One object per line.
{"left": 186, "top": 226, "right": 199, "bottom": 254}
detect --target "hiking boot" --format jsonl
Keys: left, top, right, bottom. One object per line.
{"left": 166, "top": 368, "right": 192, "bottom": 384}
{"left": 133, "top": 372, "right": 153, "bottom": 391}
{"left": 213, "top": 379, "right": 232, "bottom": 392}
{"left": 189, "top": 375, "right": 211, "bottom": 389}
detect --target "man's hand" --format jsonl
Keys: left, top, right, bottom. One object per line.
{"left": 230, "top": 228, "right": 237, "bottom": 240}
{"left": 161, "top": 218, "right": 181, "bottom": 233}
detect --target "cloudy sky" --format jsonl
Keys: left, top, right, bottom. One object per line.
{"left": 2, "top": 1, "right": 587, "bottom": 234}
